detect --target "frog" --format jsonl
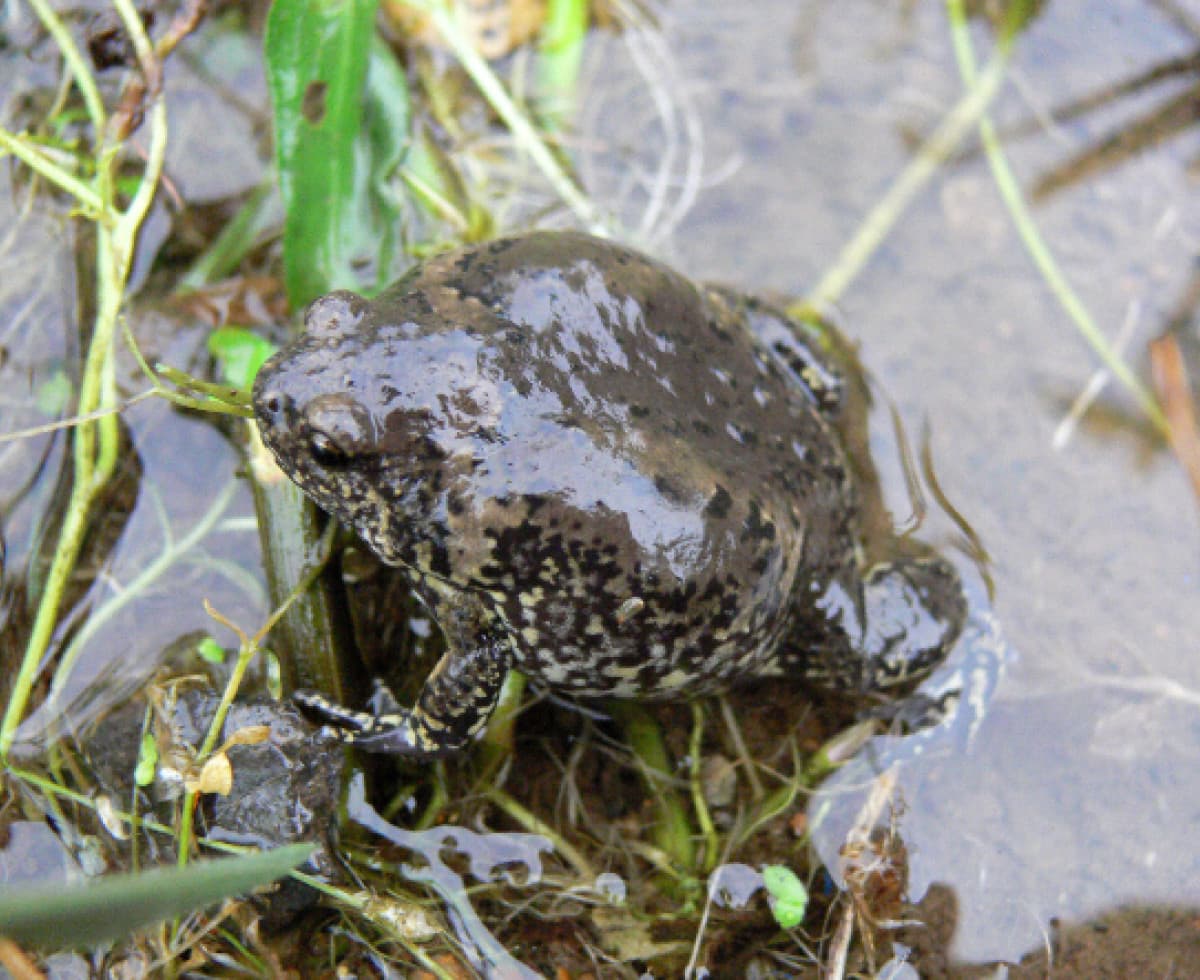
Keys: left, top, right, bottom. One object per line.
{"left": 253, "top": 231, "right": 966, "bottom": 758}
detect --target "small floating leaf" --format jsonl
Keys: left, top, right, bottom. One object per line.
{"left": 35, "top": 369, "right": 73, "bottom": 417}
{"left": 762, "top": 864, "right": 808, "bottom": 929}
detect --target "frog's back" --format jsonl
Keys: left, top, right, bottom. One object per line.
{"left": 393, "top": 232, "right": 856, "bottom": 693}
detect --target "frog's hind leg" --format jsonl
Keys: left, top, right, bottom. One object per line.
{"left": 295, "top": 596, "right": 513, "bottom": 758}
{"left": 777, "top": 555, "right": 965, "bottom": 698}
{"left": 857, "top": 555, "right": 966, "bottom": 691}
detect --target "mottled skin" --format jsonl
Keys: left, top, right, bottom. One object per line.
{"left": 254, "top": 232, "right": 965, "bottom": 757}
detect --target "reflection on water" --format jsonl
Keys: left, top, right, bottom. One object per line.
{"left": 659, "top": 0, "right": 1200, "bottom": 970}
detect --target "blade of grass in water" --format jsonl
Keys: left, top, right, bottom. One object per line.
{"left": 410, "top": 0, "right": 608, "bottom": 235}
{"left": 944, "top": 0, "right": 1167, "bottom": 437}
{"left": 800, "top": 46, "right": 1011, "bottom": 315}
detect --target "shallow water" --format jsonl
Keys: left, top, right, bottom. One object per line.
{"left": 639, "top": 0, "right": 1200, "bottom": 966}
{"left": 2, "top": 0, "right": 1198, "bottom": 973}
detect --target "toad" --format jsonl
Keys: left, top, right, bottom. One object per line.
{"left": 253, "top": 232, "right": 965, "bottom": 757}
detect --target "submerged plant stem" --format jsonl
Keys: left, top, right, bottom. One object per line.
{"left": 0, "top": 130, "right": 104, "bottom": 212}
{"left": 689, "top": 703, "right": 719, "bottom": 873}
{"left": 0, "top": 2, "right": 168, "bottom": 758}
{"left": 801, "top": 46, "right": 1010, "bottom": 314}
{"left": 945, "top": 0, "right": 1168, "bottom": 437}
{"left": 417, "top": 0, "right": 607, "bottom": 235}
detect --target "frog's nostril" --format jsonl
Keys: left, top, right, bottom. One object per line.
{"left": 260, "top": 390, "right": 286, "bottom": 420}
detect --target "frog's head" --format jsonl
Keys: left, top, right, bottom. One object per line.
{"left": 253, "top": 289, "right": 505, "bottom": 571}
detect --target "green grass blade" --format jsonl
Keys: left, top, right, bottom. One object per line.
{"left": 0, "top": 844, "right": 314, "bottom": 949}
{"left": 536, "top": 0, "right": 589, "bottom": 130}
{"left": 945, "top": 0, "right": 1167, "bottom": 437}
{"left": 265, "top": 0, "right": 411, "bottom": 308}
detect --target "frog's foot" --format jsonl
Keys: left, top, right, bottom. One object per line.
{"left": 860, "top": 555, "right": 967, "bottom": 691}
{"left": 294, "top": 689, "right": 471, "bottom": 758}
{"left": 294, "top": 617, "right": 513, "bottom": 758}
{"left": 864, "top": 689, "right": 960, "bottom": 735}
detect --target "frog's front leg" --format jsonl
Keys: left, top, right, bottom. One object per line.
{"left": 295, "top": 592, "right": 512, "bottom": 758}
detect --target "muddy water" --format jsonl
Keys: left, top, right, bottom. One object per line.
{"left": 633, "top": 0, "right": 1200, "bottom": 967}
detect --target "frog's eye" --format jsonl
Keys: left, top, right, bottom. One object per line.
{"left": 309, "top": 430, "right": 351, "bottom": 468}
{"left": 303, "top": 393, "right": 374, "bottom": 466}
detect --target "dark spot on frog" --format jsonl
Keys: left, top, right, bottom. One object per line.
{"left": 742, "top": 502, "right": 776, "bottom": 543}
{"left": 653, "top": 474, "right": 686, "bottom": 504}
{"left": 704, "top": 486, "right": 733, "bottom": 520}
{"left": 253, "top": 231, "right": 966, "bottom": 757}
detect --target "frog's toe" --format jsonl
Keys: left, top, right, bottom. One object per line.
{"left": 865, "top": 688, "right": 960, "bottom": 734}
{"left": 293, "top": 690, "right": 469, "bottom": 758}
{"left": 350, "top": 717, "right": 465, "bottom": 757}
{"left": 294, "top": 689, "right": 376, "bottom": 732}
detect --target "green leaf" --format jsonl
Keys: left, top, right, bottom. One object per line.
{"left": 762, "top": 864, "right": 808, "bottom": 929}
{"left": 0, "top": 843, "right": 314, "bottom": 949}
{"left": 196, "top": 636, "right": 229, "bottom": 665}
{"left": 134, "top": 733, "right": 158, "bottom": 787}
{"left": 265, "top": 0, "right": 410, "bottom": 309}
{"left": 35, "top": 369, "right": 73, "bottom": 417}
{"left": 536, "top": 0, "right": 588, "bottom": 130}
{"left": 207, "top": 327, "right": 278, "bottom": 392}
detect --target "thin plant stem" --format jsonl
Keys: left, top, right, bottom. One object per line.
{"left": 944, "top": 0, "right": 1168, "bottom": 437}
{"left": 23, "top": 0, "right": 107, "bottom": 130}
{"left": 0, "top": 129, "right": 104, "bottom": 213}
{"left": 802, "top": 47, "right": 1011, "bottom": 314}
{"left": 418, "top": 0, "right": 609, "bottom": 235}
{"left": 175, "top": 519, "right": 337, "bottom": 866}
{"left": 688, "top": 702, "right": 719, "bottom": 873}
{"left": 46, "top": 478, "right": 242, "bottom": 706}
{"left": 0, "top": 3, "right": 169, "bottom": 758}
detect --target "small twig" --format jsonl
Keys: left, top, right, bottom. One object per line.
{"left": 0, "top": 390, "right": 156, "bottom": 446}
{"left": 1053, "top": 299, "right": 1142, "bottom": 450}
{"left": 1150, "top": 333, "right": 1200, "bottom": 501}
{"left": 0, "top": 939, "right": 44, "bottom": 980}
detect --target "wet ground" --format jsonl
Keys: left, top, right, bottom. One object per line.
{"left": 2, "top": 0, "right": 1199, "bottom": 976}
